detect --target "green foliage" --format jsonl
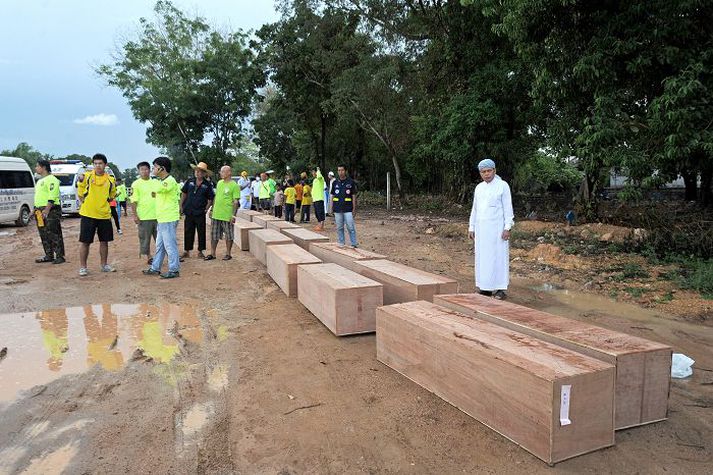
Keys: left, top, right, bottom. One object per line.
{"left": 1, "top": 142, "right": 52, "bottom": 169}
{"left": 513, "top": 151, "right": 582, "bottom": 193}
{"left": 97, "top": 0, "right": 264, "bottom": 173}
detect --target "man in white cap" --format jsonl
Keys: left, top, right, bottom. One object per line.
{"left": 468, "top": 158, "right": 514, "bottom": 299}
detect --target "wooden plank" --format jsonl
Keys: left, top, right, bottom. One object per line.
{"left": 236, "top": 209, "right": 261, "bottom": 222}
{"left": 434, "top": 293, "right": 672, "bottom": 429}
{"left": 376, "top": 301, "right": 616, "bottom": 465}
{"left": 252, "top": 214, "right": 283, "bottom": 228}
{"left": 233, "top": 218, "right": 263, "bottom": 251}
{"left": 266, "top": 220, "right": 301, "bottom": 232}
{"left": 248, "top": 229, "right": 293, "bottom": 265}
{"left": 309, "top": 242, "right": 386, "bottom": 273}
{"left": 282, "top": 227, "right": 329, "bottom": 251}
{"left": 266, "top": 244, "right": 322, "bottom": 297}
{"left": 297, "top": 263, "right": 383, "bottom": 336}
{"left": 352, "top": 259, "right": 458, "bottom": 304}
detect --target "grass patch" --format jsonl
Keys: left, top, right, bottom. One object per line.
{"left": 657, "top": 291, "right": 674, "bottom": 303}
{"left": 624, "top": 287, "right": 650, "bottom": 298}
{"left": 678, "top": 259, "right": 713, "bottom": 295}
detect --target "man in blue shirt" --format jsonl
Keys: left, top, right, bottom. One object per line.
{"left": 330, "top": 164, "right": 358, "bottom": 248}
{"left": 180, "top": 162, "right": 215, "bottom": 259}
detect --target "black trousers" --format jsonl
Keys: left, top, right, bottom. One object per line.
{"left": 110, "top": 205, "right": 121, "bottom": 230}
{"left": 285, "top": 204, "right": 295, "bottom": 222}
{"left": 37, "top": 206, "right": 65, "bottom": 259}
{"left": 274, "top": 205, "right": 283, "bottom": 218}
{"left": 184, "top": 213, "right": 207, "bottom": 251}
{"left": 300, "top": 204, "right": 311, "bottom": 222}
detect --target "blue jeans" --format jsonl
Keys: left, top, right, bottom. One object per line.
{"left": 335, "top": 212, "right": 358, "bottom": 247}
{"left": 152, "top": 221, "right": 180, "bottom": 273}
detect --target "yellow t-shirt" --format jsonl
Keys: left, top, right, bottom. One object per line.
{"left": 77, "top": 172, "right": 116, "bottom": 220}
{"left": 302, "top": 184, "right": 312, "bottom": 205}
{"left": 284, "top": 187, "right": 296, "bottom": 205}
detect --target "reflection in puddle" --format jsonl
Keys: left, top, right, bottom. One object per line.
{"left": 0, "top": 303, "right": 202, "bottom": 404}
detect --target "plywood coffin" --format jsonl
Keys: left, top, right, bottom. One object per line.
{"left": 308, "top": 242, "right": 386, "bottom": 273}
{"left": 233, "top": 218, "right": 263, "bottom": 251}
{"left": 266, "top": 244, "right": 322, "bottom": 297}
{"left": 434, "top": 293, "right": 671, "bottom": 429}
{"left": 282, "top": 227, "right": 329, "bottom": 251}
{"left": 352, "top": 259, "right": 458, "bottom": 304}
{"left": 297, "top": 263, "right": 383, "bottom": 335}
{"left": 377, "top": 300, "right": 616, "bottom": 465}
{"left": 248, "top": 229, "right": 293, "bottom": 265}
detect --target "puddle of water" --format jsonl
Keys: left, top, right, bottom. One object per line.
{"left": 0, "top": 303, "right": 202, "bottom": 404}
{"left": 20, "top": 441, "right": 79, "bottom": 475}
{"left": 175, "top": 401, "right": 214, "bottom": 455}
{"left": 207, "top": 364, "right": 229, "bottom": 392}
{"left": 0, "top": 230, "right": 17, "bottom": 237}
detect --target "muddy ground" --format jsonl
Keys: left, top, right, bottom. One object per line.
{"left": 0, "top": 208, "right": 712, "bottom": 474}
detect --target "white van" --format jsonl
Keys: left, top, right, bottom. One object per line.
{"left": 0, "top": 156, "right": 36, "bottom": 226}
{"left": 50, "top": 160, "right": 87, "bottom": 215}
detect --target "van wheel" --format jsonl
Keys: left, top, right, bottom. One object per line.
{"left": 16, "top": 205, "right": 31, "bottom": 227}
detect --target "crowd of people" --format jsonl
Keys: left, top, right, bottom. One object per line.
{"left": 31, "top": 154, "right": 361, "bottom": 279}
{"left": 32, "top": 154, "right": 513, "bottom": 299}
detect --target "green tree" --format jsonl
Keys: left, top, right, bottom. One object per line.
{"left": 1, "top": 142, "right": 52, "bottom": 169}
{"left": 97, "top": 0, "right": 264, "bottom": 173}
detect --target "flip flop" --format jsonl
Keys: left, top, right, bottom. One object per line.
{"left": 222, "top": 255, "right": 232, "bottom": 261}
{"left": 204, "top": 255, "right": 216, "bottom": 261}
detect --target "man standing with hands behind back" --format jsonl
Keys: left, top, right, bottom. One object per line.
{"left": 205, "top": 165, "right": 240, "bottom": 261}
{"left": 468, "top": 158, "right": 514, "bottom": 300}
{"left": 33, "top": 159, "right": 65, "bottom": 264}
{"left": 143, "top": 156, "right": 181, "bottom": 279}
{"left": 130, "top": 161, "right": 158, "bottom": 265}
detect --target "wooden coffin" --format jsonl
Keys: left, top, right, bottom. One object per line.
{"left": 252, "top": 214, "right": 283, "bottom": 228}
{"left": 377, "top": 300, "right": 616, "bottom": 465}
{"left": 308, "top": 242, "right": 386, "bottom": 273}
{"left": 434, "top": 293, "right": 672, "bottom": 430}
{"left": 248, "top": 229, "right": 293, "bottom": 265}
{"left": 297, "top": 263, "right": 383, "bottom": 336}
{"left": 233, "top": 218, "right": 263, "bottom": 251}
{"left": 282, "top": 227, "right": 329, "bottom": 251}
{"left": 352, "top": 259, "right": 458, "bottom": 304}
{"left": 266, "top": 244, "right": 322, "bottom": 297}
{"left": 236, "top": 209, "right": 261, "bottom": 222}
{"left": 266, "top": 220, "right": 301, "bottom": 232}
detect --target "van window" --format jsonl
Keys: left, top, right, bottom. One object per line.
{"left": 53, "top": 173, "right": 75, "bottom": 186}
{"left": 0, "top": 170, "right": 34, "bottom": 188}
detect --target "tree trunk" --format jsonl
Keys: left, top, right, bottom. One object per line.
{"left": 700, "top": 168, "right": 713, "bottom": 207}
{"left": 389, "top": 149, "right": 404, "bottom": 199}
{"left": 682, "top": 170, "right": 698, "bottom": 201}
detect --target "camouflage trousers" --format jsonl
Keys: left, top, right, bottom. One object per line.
{"left": 37, "top": 206, "right": 65, "bottom": 259}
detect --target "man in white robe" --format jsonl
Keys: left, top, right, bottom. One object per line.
{"left": 468, "top": 158, "right": 514, "bottom": 299}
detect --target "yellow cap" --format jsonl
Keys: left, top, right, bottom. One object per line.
{"left": 241, "top": 170, "right": 248, "bottom": 177}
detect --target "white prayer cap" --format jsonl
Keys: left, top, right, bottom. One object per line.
{"left": 478, "top": 158, "right": 496, "bottom": 170}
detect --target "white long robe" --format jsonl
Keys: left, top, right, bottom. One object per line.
{"left": 468, "top": 175, "right": 514, "bottom": 291}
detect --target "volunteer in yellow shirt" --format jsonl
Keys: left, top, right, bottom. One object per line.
{"left": 300, "top": 182, "right": 312, "bottom": 222}
{"left": 76, "top": 153, "right": 116, "bottom": 276}
{"left": 33, "top": 159, "right": 65, "bottom": 264}
{"left": 284, "top": 180, "right": 296, "bottom": 222}
{"left": 130, "top": 161, "right": 158, "bottom": 264}
{"left": 142, "top": 156, "right": 181, "bottom": 279}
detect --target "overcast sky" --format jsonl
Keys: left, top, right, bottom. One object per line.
{"left": 0, "top": 0, "right": 279, "bottom": 170}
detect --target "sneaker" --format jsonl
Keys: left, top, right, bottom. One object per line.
{"left": 117, "top": 229, "right": 123, "bottom": 235}
{"left": 142, "top": 268, "right": 161, "bottom": 275}
{"left": 493, "top": 290, "right": 507, "bottom": 300}
{"left": 160, "top": 271, "right": 180, "bottom": 279}
{"left": 101, "top": 264, "right": 116, "bottom": 272}
{"left": 79, "top": 267, "right": 88, "bottom": 277}
{"left": 52, "top": 257, "right": 66, "bottom": 265}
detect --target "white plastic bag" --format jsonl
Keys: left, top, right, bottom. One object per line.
{"left": 671, "top": 353, "right": 695, "bottom": 379}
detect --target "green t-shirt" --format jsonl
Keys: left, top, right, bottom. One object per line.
{"left": 155, "top": 175, "right": 180, "bottom": 223}
{"left": 116, "top": 184, "right": 127, "bottom": 202}
{"left": 258, "top": 179, "right": 271, "bottom": 199}
{"left": 267, "top": 178, "right": 276, "bottom": 196}
{"left": 35, "top": 174, "right": 60, "bottom": 207}
{"left": 130, "top": 178, "right": 158, "bottom": 220}
{"left": 312, "top": 170, "right": 325, "bottom": 202}
{"left": 212, "top": 180, "right": 239, "bottom": 222}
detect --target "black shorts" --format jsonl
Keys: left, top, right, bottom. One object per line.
{"left": 259, "top": 198, "right": 272, "bottom": 210}
{"left": 79, "top": 216, "right": 114, "bottom": 243}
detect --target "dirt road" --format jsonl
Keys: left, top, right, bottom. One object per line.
{"left": 0, "top": 210, "right": 711, "bottom": 474}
